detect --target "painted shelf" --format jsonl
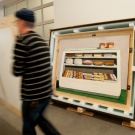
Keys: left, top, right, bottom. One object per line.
{"left": 64, "top": 63, "right": 117, "bottom": 68}
{"left": 65, "top": 55, "right": 117, "bottom": 59}
{"left": 60, "top": 48, "right": 120, "bottom": 99}
{"left": 62, "top": 77, "right": 117, "bottom": 83}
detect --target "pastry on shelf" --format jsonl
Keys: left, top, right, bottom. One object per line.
{"left": 69, "top": 70, "right": 73, "bottom": 78}
{"left": 94, "top": 72, "right": 98, "bottom": 75}
{"left": 66, "top": 53, "right": 74, "bottom": 57}
{"left": 105, "top": 62, "right": 114, "bottom": 66}
{"left": 70, "top": 70, "right": 73, "bottom": 78}
{"left": 93, "top": 75, "right": 98, "bottom": 78}
{"left": 110, "top": 74, "right": 114, "bottom": 80}
{"left": 103, "top": 53, "right": 112, "bottom": 57}
{"left": 83, "top": 73, "right": 92, "bottom": 80}
{"left": 106, "top": 42, "right": 114, "bottom": 48}
{"left": 64, "top": 70, "right": 68, "bottom": 77}
{"left": 85, "top": 77, "right": 92, "bottom": 80}
{"left": 67, "top": 70, "right": 70, "bottom": 78}
{"left": 107, "top": 74, "right": 111, "bottom": 80}
{"left": 75, "top": 53, "right": 83, "bottom": 57}
{"left": 73, "top": 71, "right": 76, "bottom": 78}
{"left": 113, "top": 74, "right": 117, "bottom": 81}
{"left": 76, "top": 71, "right": 79, "bottom": 79}
{"left": 84, "top": 53, "right": 93, "bottom": 57}
{"left": 94, "top": 61, "right": 104, "bottom": 65}
{"left": 99, "top": 43, "right": 105, "bottom": 49}
{"left": 83, "top": 60, "right": 93, "bottom": 65}
{"left": 94, "top": 78, "right": 99, "bottom": 81}
{"left": 62, "top": 70, "right": 68, "bottom": 77}
{"left": 66, "top": 70, "right": 69, "bottom": 77}
{"left": 79, "top": 72, "right": 83, "bottom": 79}
{"left": 68, "top": 70, "right": 71, "bottom": 78}
{"left": 110, "top": 74, "right": 116, "bottom": 81}
{"left": 94, "top": 53, "right": 102, "bottom": 57}
{"left": 99, "top": 73, "right": 103, "bottom": 76}
{"left": 99, "top": 75, "right": 104, "bottom": 78}
{"left": 104, "top": 73, "right": 108, "bottom": 80}
{"left": 100, "top": 78, "right": 104, "bottom": 81}
{"left": 74, "top": 59, "right": 82, "bottom": 65}
{"left": 66, "top": 58, "right": 73, "bottom": 64}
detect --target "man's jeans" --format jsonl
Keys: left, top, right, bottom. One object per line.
{"left": 22, "top": 98, "right": 61, "bottom": 135}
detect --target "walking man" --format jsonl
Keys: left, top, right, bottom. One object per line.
{"left": 13, "top": 8, "right": 61, "bottom": 135}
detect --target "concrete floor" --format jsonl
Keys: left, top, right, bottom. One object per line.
{"left": 0, "top": 102, "right": 135, "bottom": 135}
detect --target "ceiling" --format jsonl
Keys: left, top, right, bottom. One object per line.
{"left": 0, "top": 0, "right": 20, "bottom": 6}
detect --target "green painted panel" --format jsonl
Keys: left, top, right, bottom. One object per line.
{"left": 56, "top": 88, "right": 127, "bottom": 104}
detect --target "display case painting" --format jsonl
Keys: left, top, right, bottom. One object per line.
{"left": 56, "top": 34, "right": 130, "bottom": 102}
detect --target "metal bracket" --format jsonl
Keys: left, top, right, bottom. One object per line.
{"left": 127, "top": 85, "right": 130, "bottom": 90}
{"left": 129, "top": 48, "right": 133, "bottom": 53}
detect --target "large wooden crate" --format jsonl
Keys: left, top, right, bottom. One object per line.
{"left": 50, "top": 19, "right": 135, "bottom": 120}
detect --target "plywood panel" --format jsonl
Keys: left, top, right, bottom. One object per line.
{"left": 0, "top": 15, "right": 19, "bottom": 105}
{"left": 0, "top": 28, "right": 21, "bottom": 111}
{"left": 0, "top": 15, "right": 18, "bottom": 39}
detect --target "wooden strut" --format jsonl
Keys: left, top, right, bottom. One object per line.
{"left": 67, "top": 107, "right": 94, "bottom": 117}
{"left": 122, "top": 121, "right": 135, "bottom": 128}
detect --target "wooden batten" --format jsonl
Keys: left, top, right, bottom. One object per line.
{"left": 0, "top": 14, "right": 17, "bottom": 103}
{"left": 0, "top": 76, "right": 7, "bottom": 101}
{"left": 0, "top": 98, "right": 21, "bottom": 117}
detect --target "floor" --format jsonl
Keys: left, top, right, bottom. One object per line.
{"left": 0, "top": 102, "right": 135, "bottom": 135}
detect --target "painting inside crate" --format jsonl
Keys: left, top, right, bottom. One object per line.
{"left": 56, "top": 34, "right": 130, "bottom": 104}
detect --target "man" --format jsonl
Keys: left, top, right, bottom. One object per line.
{"left": 13, "top": 8, "right": 61, "bottom": 135}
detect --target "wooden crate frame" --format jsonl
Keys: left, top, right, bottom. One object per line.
{"left": 51, "top": 27, "right": 134, "bottom": 117}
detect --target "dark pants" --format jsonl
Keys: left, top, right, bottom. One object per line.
{"left": 22, "top": 98, "right": 61, "bottom": 135}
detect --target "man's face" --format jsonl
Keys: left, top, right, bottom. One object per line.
{"left": 14, "top": 17, "right": 24, "bottom": 34}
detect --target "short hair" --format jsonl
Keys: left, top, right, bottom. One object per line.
{"left": 24, "top": 21, "right": 34, "bottom": 29}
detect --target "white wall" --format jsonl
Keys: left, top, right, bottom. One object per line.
{"left": 0, "top": 6, "right": 4, "bottom": 18}
{"left": 54, "top": 0, "right": 135, "bottom": 28}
